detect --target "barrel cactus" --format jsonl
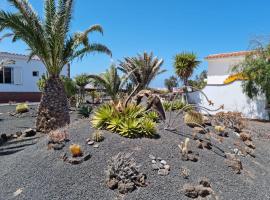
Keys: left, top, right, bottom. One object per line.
{"left": 92, "top": 130, "right": 104, "bottom": 142}
{"left": 184, "top": 111, "right": 203, "bottom": 127}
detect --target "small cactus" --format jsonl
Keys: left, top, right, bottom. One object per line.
{"left": 92, "top": 130, "right": 104, "bottom": 142}
{"left": 184, "top": 111, "right": 203, "bottom": 127}
{"left": 16, "top": 103, "right": 29, "bottom": 113}
{"left": 69, "top": 144, "right": 83, "bottom": 157}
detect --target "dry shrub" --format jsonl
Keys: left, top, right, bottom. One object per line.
{"left": 212, "top": 112, "right": 246, "bottom": 132}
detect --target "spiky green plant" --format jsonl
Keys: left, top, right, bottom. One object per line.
{"left": 0, "top": 0, "right": 111, "bottom": 133}
{"left": 107, "top": 116, "right": 122, "bottom": 132}
{"left": 140, "top": 118, "right": 157, "bottom": 137}
{"left": 88, "top": 65, "right": 126, "bottom": 102}
{"left": 162, "top": 100, "right": 186, "bottom": 111}
{"left": 92, "top": 130, "right": 104, "bottom": 142}
{"left": 92, "top": 104, "right": 115, "bottom": 129}
{"left": 78, "top": 105, "right": 92, "bottom": 118}
{"left": 144, "top": 111, "right": 159, "bottom": 122}
{"left": 174, "top": 52, "right": 200, "bottom": 86}
{"left": 91, "top": 103, "right": 157, "bottom": 138}
{"left": 118, "top": 118, "right": 141, "bottom": 138}
{"left": 118, "top": 52, "right": 166, "bottom": 106}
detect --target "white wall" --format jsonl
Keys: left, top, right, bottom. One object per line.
{"left": 207, "top": 56, "right": 245, "bottom": 85}
{"left": 188, "top": 81, "right": 269, "bottom": 120}
{"left": 0, "top": 53, "right": 68, "bottom": 92}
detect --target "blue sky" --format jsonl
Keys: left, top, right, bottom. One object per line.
{"left": 0, "top": 0, "right": 270, "bottom": 88}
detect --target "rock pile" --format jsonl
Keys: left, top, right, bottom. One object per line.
{"left": 183, "top": 177, "right": 215, "bottom": 199}
{"left": 149, "top": 154, "right": 170, "bottom": 176}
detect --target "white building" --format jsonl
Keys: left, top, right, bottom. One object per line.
{"left": 189, "top": 51, "right": 269, "bottom": 120}
{"left": 0, "top": 52, "right": 69, "bottom": 103}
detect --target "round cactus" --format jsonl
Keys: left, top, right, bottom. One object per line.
{"left": 92, "top": 131, "right": 104, "bottom": 142}
{"left": 184, "top": 111, "right": 203, "bottom": 127}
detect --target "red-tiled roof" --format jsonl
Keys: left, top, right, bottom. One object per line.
{"left": 0, "top": 51, "right": 40, "bottom": 60}
{"left": 205, "top": 51, "right": 253, "bottom": 59}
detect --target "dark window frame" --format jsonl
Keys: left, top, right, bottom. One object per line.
{"left": 32, "top": 71, "right": 39, "bottom": 77}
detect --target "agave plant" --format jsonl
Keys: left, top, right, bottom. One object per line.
{"left": 91, "top": 103, "right": 157, "bottom": 138}
{"left": 77, "top": 105, "right": 92, "bottom": 118}
{"left": 92, "top": 104, "right": 115, "bottom": 129}
{"left": 118, "top": 52, "right": 166, "bottom": 106}
{"left": 0, "top": 0, "right": 111, "bottom": 133}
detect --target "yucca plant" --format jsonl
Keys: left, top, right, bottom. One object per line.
{"left": 174, "top": 52, "right": 200, "bottom": 86}
{"left": 0, "top": 0, "right": 111, "bottom": 133}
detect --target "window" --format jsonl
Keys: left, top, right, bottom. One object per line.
{"left": 0, "top": 67, "right": 13, "bottom": 84}
{"left": 33, "top": 71, "right": 39, "bottom": 77}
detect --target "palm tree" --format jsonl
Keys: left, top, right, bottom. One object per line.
{"left": 0, "top": 0, "right": 111, "bottom": 133}
{"left": 118, "top": 52, "right": 166, "bottom": 106}
{"left": 164, "top": 75, "right": 178, "bottom": 92}
{"left": 74, "top": 73, "right": 90, "bottom": 105}
{"left": 173, "top": 52, "right": 200, "bottom": 86}
{"left": 88, "top": 65, "right": 125, "bottom": 102}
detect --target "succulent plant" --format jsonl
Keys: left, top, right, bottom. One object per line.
{"left": 92, "top": 130, "right": 104, "bottom": 142}
{"left": 69, "top": 144, "right": 83, "bottom": 157}
{"left": 48, "top": 129, "right": 69, "bottom": 143}
{"left": 78, "top": 105, "right": 92, "bottom": 118}
{"left": 214, "top": 125, "right": 225, "bottom": 132}
{"left": 184, "top": 111, "right": 203, "bottom": 127}
{"left": 105, "top": 152, "right": 147, "bottom": 194}
{"left": 16, "top": 103, "right": 29, "bottom": 113}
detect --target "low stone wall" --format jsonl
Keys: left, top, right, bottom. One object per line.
{"left": 0, "top": 92, "right": 41, "bottom": 103}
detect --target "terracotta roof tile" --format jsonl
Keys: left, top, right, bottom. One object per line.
{"left": 205, "top": 51, "right": 253, "bottom": 59}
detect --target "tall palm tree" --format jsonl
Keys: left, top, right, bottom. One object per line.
{"left": 0, "top": 0, "right": 111, "bottom": 133}
{"left": 88, "top": 65, "right": 125, "bottom": 102}
{"left": 118, "top": 52, "right": 166, "bottom": 105}
{"left": 173, "top": 52, "right": 200, "bottom": 86}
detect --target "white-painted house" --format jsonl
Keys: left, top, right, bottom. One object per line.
{"left": 189, "top": 51, "right": 269, "bottom": 120}
{"left": 0, "top": 52, "right": 69, "bottom": 103}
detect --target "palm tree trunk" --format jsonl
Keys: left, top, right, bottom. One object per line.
{"left": 36, "top": 76, "right": 70, "bottom": 133}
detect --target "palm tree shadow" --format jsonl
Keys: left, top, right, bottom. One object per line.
{"left": 0, "top": 142, "right": 37, "bottom": 156}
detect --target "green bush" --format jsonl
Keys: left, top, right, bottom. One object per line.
{"left": 162, "top": 100, "right": 186, "bottom": 111}
{"left": 16, "top": 103, "right": 29, "bottom": 113}
{"left": 144, "top": 111, "right": 159, "bottom": 122}
{"left": 78, "top": 105, "right": 92, "bottom": 118}
{"left": 91, "top": 103, "right": 157, "bottom": 138}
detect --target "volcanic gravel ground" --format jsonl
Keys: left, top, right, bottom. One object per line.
{"left": 0, "top": 106, "right": 270, "bottom": 200}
